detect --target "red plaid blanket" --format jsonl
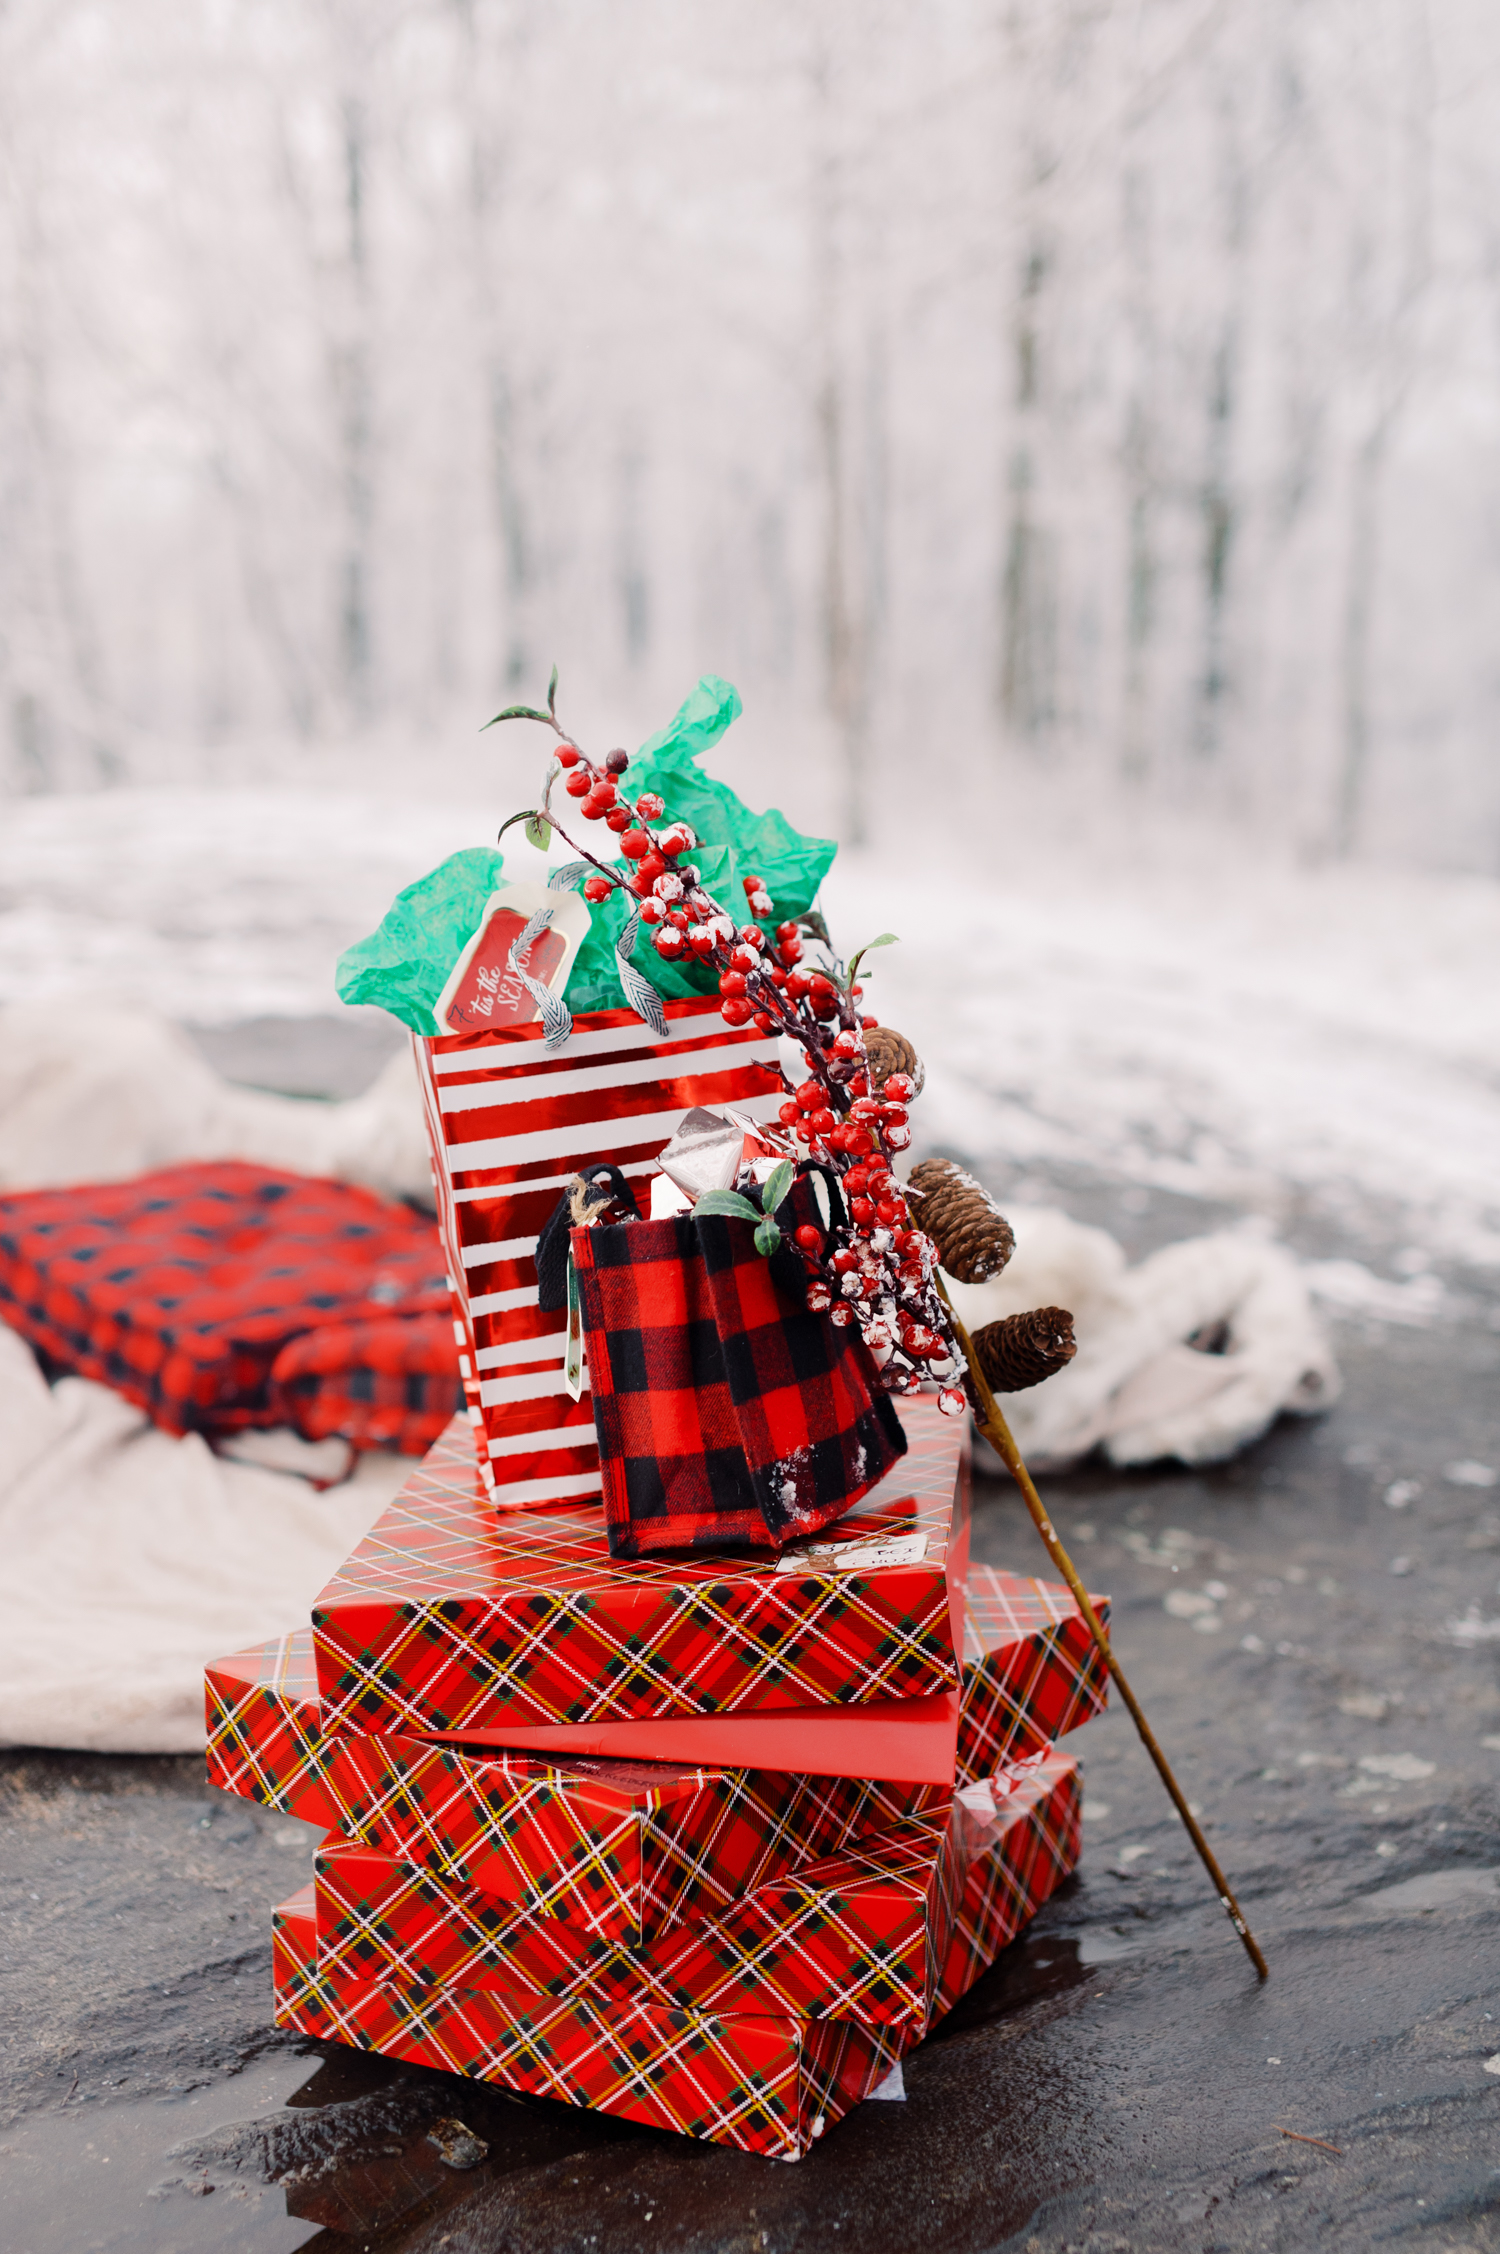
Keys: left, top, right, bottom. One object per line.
{"left": 0, "top": 1161, "right": 457, "bottom": 1445}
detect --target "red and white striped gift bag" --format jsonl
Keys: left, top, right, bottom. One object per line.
{"left": 414, "top": 998, "right": 781, "bottom": 1507}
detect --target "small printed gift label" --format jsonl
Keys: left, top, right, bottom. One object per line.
{"left": 774, "top": 1530, "right": 929, "bottom": 1576}
{"left": 435, "top": 883, "right": 590, "bottom": 1037}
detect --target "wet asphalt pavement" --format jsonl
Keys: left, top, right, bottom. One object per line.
{"left": 2, "top": 1019, "right": 1499, "bottom": 2253}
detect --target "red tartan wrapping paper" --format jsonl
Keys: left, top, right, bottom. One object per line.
{"left": 936, "top": 1750, "right": 1082, "bottom": 2016}
{"left": 270, "top": 1753, "right": 1080, "bottom": 2159}
{"left": 412, "top": 999, "right": 781, "bottom": 1505}
{"left": 209, "top": 1629, "right": 938, "bottom": 1938}
{"left": 311, "top": 1803, "right": 965, "bottom": 2026}
{"left": 274, "top": 1885, "right": 900, "bottom": 2161}
{"left": 310, "top": 1395, "right": 967, "bottom": 1738}
{"left": 957, "top": 1565, "right": 1108, "bottom": 1781}
{"left": 206, "top": 1567, "right": 1103, "bottom": 1936}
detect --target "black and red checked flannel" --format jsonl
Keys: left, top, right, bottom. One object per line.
{"left": 268, "top": 1313, "right": 463, "bottom": 1456}
{"left": 0, "top": 1161, "right": 456, "bottom": 1444}
{"left": 572, "top": 1193, "right": 906, "bottom": 1559}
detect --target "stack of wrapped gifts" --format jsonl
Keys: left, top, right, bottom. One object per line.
{"left": 204, "top": 677, "right": 1109, "bottom": 2158}
{"left": 207, "top": 1401, "right": 1106, "bottom": 2159}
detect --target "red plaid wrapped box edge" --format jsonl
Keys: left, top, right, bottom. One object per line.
{"left": 413, "top": 999, "right": 781, "bottom": 1506}
{"left": 270, "top": 1753, "right": 1080, "bottom": 2159}
{"left": 957, "top": 1564, "right": 1109, "bottom": 1781}
{"left": 936, "top": 1750, "right": 1083, "bottom": 2017}
{"left": 206, "top": 1567, "right": 1103, "bottom": 1939}
{"left": 312, "top": 1802, "right": 964, "bottom": 2028}
{"left": 310, "top": 1395, "right": 966, "bottom": 1736}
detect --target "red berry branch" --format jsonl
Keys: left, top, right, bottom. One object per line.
{"left": 489, "top": 682, "right": 968, "bottom": 1413}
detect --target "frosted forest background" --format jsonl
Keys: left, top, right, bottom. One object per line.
{"left": 4, "top": 0, "right": 1500, "bottom": 870}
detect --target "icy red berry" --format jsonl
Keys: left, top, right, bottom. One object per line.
{"left": 721, "top": 997, "right": 754, "bottom": 1027}
{"left": 794, "top": 1224, "right": 822, "bottom": 1253}
{"left": 564, "top": 770, "right": 591, "bottom": 799}
{"left": 719, "top": 970, "right": 747, "bottom": 997}
{"left": 619, "top": 829, "right": 651, "bottom": 860}
{"left": 556, "top": 744, "right": 581, "bottom": 766}
{"left": 883, "top": 1073, "right": 914, "bottom": 1104}
{"left": 635, "top": 791, "right": 665, "bottom": 820}
{"left": 640, "top": 898, "right": 664, "bottom": 923}
{"left": 849, "top": 1196, "right": 874, "bottom": 1226}
{"left": 582, "top": 873, "right": 612, "bottom": 903}
{"left": 605, "top": 805, "right": 632, "bottom": 832}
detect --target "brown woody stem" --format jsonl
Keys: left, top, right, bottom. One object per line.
{"left": 938, "top": 1279, "right": 1269, "bottom": 1982}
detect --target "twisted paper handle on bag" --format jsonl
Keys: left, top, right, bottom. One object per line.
{"left": 939, "top": 1281, "right": 1269, "bottom": 1981}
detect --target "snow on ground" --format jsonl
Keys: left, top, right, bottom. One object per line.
{"left": 2, "top": 785, "right": 1497, "bottom": 1273}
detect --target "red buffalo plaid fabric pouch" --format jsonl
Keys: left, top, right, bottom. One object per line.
{"left": 570, "top": 1184, "right": 907, "bottom": 1559}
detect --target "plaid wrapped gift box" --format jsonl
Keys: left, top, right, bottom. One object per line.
{"left": 413, "top": 1000, "right": 781, "bottom": 1505}
{"left": 208, "top": 1630, "right": 941, "bottom": 1937}
{"left": 206, "top": 1566, "right": 1104, "bottom": 1933}
{"left": 311, "top": 1802, "right": 965, "bottom": 2027}
{"left": 271, "top": 1752, "right": 1080, "bottom": 2158}
{"left": 274, "top": 1884, "right": 901, "bottom": 2162}
{"left": 0, "top": 1161, "right": 449, "bottom": 1438}
{"left": 309, "top": 1394, "right": 968, "bottom": 1740}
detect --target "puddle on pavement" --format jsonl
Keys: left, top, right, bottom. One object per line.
{"left": 4, "top": 2052, "right": 325, "bottom": 2254}
{"left": 928, "top": 1927, "right": 1096, "bottom": 2038}
{"left": 2, "top": 2042, "right": 643, "bottom": 2254}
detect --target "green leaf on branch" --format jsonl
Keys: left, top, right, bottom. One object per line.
{"left": 760, "top": 1159, "right": 794, "bottom": 1218}
{"left": 497, "top": 808, "right": 541, "bottom": 841}
{"left": 524, "top": 814, "right": 552, "bottom": 852}
{"left": 547, "top": 664, "right": 559, "bottom": 718}
{"left": 754, "top": 1216, "right": 781, "bottom": 1257}
{"left": 845, "top": 932, "right": 899, "bottom": 989}
{"left": 482, "top": 704, "right": 552, "bottom": 729}
{"left": 694, "top": 1190, "right": 763, "bottom": 1223}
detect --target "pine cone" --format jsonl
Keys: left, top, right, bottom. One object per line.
{"left": 972, "top": 1307, "right": 1077, "bottom": 1394}
{"left": 907, "top": 1157, "right": 1015, "bottom": 1283}
{"left": 863, "top": 1026, "right": 925, "bottom": 1097}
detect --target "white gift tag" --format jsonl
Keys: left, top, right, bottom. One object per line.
{"left": 564, "top": 1247, "right": 585, "bottom": 1401}
{"left": 773, "top": 1530, "right": 928, "bottom": 1576}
